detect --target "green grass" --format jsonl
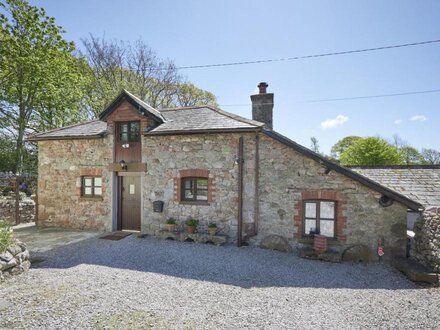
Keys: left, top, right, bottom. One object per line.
{"left": 0, "top": 220, "right": 13, "bottom": 253}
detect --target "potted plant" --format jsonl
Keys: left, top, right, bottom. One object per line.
{"left": 165, "top": 218, "right": 177, "bottom": 232}
{"left": 207, "top": 223, "right": 217, "bottom": 236}
{"left": 186, "top": 218, "right": 199, "bottom": 234}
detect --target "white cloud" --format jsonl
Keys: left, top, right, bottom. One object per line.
{"left": 394, "top": 119, "right": 403, "bottom": 125}
{"left": 320, "top": 115, "right": 349, "bottom": 129}
{"left": 410, "top": 115, "right": 427, "bottom": 122}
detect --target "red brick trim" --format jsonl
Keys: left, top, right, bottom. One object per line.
{"left": 79, "top": 168, "right": 102, "bottom": 176}
{"left": 294, "top": 191, "right": 347, "bottom": 242}
{"left": 174, "top": 169, "right": 214, "bottom": 203}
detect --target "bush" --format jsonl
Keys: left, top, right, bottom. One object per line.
{"left": 208, "top": 222, "right": 217, "bottom": 228}
{"left": 0, "top": 220, "right": 13, "bottom": 253}
{"left": 165, "top": 218, "right": 177, "bottom": 225}
{"left": 186, "top": 218, "right": 199, "bottom": 227}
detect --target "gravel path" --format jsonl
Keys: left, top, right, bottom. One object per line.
{"left": 0, "top": 235, "right": 439, "bottom": 329}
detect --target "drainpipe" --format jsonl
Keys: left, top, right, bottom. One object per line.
{"left": 253, "top": 132, "right": 260, "bottom": 236}
{"left": 237, "top": 136, "right": 244, "bottom": 247}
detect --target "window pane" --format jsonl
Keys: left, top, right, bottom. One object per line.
{"left": 320, "top": 220, "right": 335, "bottom": 237}
{"left": 84, "top": 187, "right": 92, "bottom": 195}
{"left": 320, "top": 201, "right": 335, "bottom": 219}
{"left": 94, "top": 177, "right": 102, "bottom": 187}
{"left": 94, "top": 187, "right": 102, "bottom": 196}
{"left": 184, "top": 189, "right": 194, "bottom": 199}
{"left": 184, "top": 180, "right": 193, "bottom": 190}
{"left": 304, "top": 219, "right": 316, "bottom": 235}
{"left": 305, "top": 202, "right": 316, "bottom": 218}
{"left": 196, "top": 190, "right": 208, "bottom": 201}
{"left": 120, "top": 124, "right": 128, "bottom": 132}
{"left": 197, "top": 179, "right": 208, "bottom": 189}
{"left": 84, "top": 178, "right": 92, "bottom": 187}
{"left": 130, "top": 122, "right": 140, "bottom": 134}
{"left": 120, "top": 132, "right": 128, "bottom": 142}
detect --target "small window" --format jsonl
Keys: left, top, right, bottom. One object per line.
{"left": 118, "top": 122, "right": 140, "bottom": 143}
{"left": 82, "top": 176, "right": 102, "bottom": 197}
{"left": 181, "top": 177, "right": 208, "bottom": 202}
{"left": 303, "top": 200, "right": 336, "bottom": 238}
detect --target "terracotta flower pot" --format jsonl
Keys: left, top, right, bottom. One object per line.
{"left": 186, "top": 226, "right": 196, "bottom": 234}
{"left": 165, "top": 224, "right": 176, "bottom": 232}
{"left": 208, "top": 228, "right": 217, "bottom": 236}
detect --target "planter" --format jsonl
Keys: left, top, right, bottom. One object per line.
{"left": 314, "top": 234, "right": 328, "bottom": 254}
{"left": 208, "top": 227, "right": 217, "bottom": 236}
{"left": 186, "top": 226, "right": 196, "bottom": 234}
{"left": 165, "top": 224, "right": 176, "bottom": 232}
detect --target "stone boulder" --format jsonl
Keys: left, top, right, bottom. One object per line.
{"left": 260, "top": 235, "right": 292, "bottom": 252}
{"left": 0, "top": 238, "right": 31, "bottom": 281}
{"left": 342, "top": 245, "right": 374, "bottom": 263}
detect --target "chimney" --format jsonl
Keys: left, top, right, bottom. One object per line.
{"left": 251, "top": 82, "right": 274, "bottom": 130}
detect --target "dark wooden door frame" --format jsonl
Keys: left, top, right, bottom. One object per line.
{"left": 117, "top": 174, "right": 141, "bottom": 231}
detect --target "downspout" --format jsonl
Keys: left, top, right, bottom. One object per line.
{"left": 253, "top": 132, "right": 260, "bottom": 236}
{"left": 237, "top": 136, "right": 244, "bottom": 247}
{"left": 246, "top": 131, "right": 260, "bottom": 239}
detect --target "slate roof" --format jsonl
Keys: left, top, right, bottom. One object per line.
{"left": 146, "top": 106, "right": 263, "bottom": 134}
{"left": 349, "top": 166, "right": 440, "bottom": 208}
{"left": 27, "top": 120, "right": 107, "bottom": 141}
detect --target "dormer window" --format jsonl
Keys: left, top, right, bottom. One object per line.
{"left": 118, "top": 122, "right": 140, "bottom": 143}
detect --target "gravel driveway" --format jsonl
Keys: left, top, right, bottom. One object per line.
{"left": 0, "top": 235, "right": 439, "bottom": 329}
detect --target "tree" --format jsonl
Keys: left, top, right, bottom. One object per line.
{"left": 0, "top": 0, "right": 88, "bottom": 173}
{"left": 339, "top": 137, "right": 404, "bottom": 166}
{"left": 310, "top": 137, "right": 319, "bottom": 153}
{"left": 399, "top": 146, "right": 423, "bottom": 164}
{"left": 330, "top": 136, "right": 362, "bottom": 159}
{"left": 80, "top": 36, "right": 217, "bottom": 117}
{"left": 421, "top": 148, "right": 440, "bottom": 165}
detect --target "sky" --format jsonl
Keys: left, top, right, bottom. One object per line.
{"left": 29, "top": 0, "right": 440, "bottom": 154}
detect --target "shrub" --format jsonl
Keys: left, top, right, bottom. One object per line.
{"left": 0, "top": 220, "right": 13, "bottom": 253}
{"left": 208, "top": 222, "right": 217, "bottom": 228}
{"left": 165, "top": 218, "right": 177, "bottom": 225}
{"left": 186, "top": 218, "right": 199, "bottom": 227}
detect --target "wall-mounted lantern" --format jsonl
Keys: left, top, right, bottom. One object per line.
{"left": 119, "top": 160, "right": 128, "bottom": 171}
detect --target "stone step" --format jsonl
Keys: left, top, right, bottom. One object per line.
{"left": 393, "top": 257, "right": 439, "bottom": 284}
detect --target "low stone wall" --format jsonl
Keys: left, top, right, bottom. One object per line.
{"left": 0, "top": 197, "right": 36, "bottom": 224}
{"left": 412, "top": 207, "right": 440, "bottom": 271}
{"left": 0, "top": 239, "right": 31, "bottom": 281}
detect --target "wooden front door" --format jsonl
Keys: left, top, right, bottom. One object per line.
{"left": 120, "top": 176, "right": 141, "bottom": 231}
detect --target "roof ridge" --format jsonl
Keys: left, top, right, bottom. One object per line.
{"left": 159, "top": 105, "right": 208, "bottom": 111}
{"left": 347, "top": 165, "right": 440, "bottom": 169}
{"left": 28, "top": 119, "right": 100, "bottom": 138}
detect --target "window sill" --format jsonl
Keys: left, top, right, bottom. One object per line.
{"left": 79, "top": 196, "right": 103, "bottom": 202}
{"left": 179, "top": 201, "right": 210, "bottom": 206}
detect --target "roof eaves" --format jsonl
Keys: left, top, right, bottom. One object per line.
{"left": 263, "top": 129, "right": 423, "bottom": 211}
{"left": 26, "top": 120, "right": 104, "bottom": 141}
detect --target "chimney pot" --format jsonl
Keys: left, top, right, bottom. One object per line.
{"left": 251, "top": 82, "right": 274, "bottom": 130}
{"left": 258, "top": 82, "right": 268, "bottom": 94}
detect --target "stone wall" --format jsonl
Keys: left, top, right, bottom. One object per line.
{"left": 253, "top": 134, "right": 408, "bottom": 257}
{"left": 0, "top": 197, "right": 35, "bottom": 224}
{"left": 35, "top": 129, "right": 410, "bottom": 257}
{"left": 411, "top": 207, "right": 440, "bottom": 271}
{"left": 141, "top": 133, "right": 258, "bottom": 242}
{"left": 37, "top": 138, "right": 113, "bottom": 231}
{"left": 0, "top": 239, "right": 30, "bottom": 282}
{"left": 141, "top": 132, "right": 408, "bottom": 257}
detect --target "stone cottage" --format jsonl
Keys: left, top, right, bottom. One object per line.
{"left": 28, "top": 83, "right": 422, "bottom": 258}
